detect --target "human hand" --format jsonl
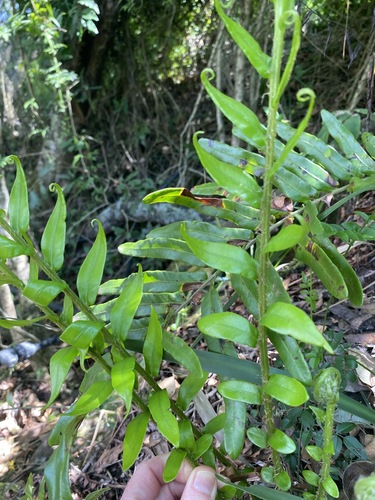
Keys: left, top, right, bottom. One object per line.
{"left": 121, "top": 453, "right": 218, "bottom": 500}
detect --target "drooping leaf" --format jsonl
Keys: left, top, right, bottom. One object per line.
{"left": 76, "top": 219, "right": 107, "bottom": 305}
{"left": 260, "top": 302, "right": 333, "bottom": 353}
{"left": 198, "top": 312, "right": 258, "bottom": 347}
{"left": 163, "top": 449, "right": 187, "bottom": 483}
{"left": 223, "top": 399, "right": 246, "bottom": 459}
{"left": 0, "top": 315, "right": 46, "bottom": 329}
{"left": 296, "top": 241, "right": 348, "bottom": 300}
{"left": 162, "top": 330, "right": 207, "bottom": 409}
{"left": 178, "top": 420, "right": 195, "bottom": 451}
{"left": 263, "top": 223, "right": 307, "bottom": 253}
{"left": 143, "top": 306, "right": 163, "bottom": 377}
{"left": 268, "top": 332, "right": 312, "bottom": 386}
{"left": 23, "top": 279, "right": 66, "bottom": 306}
{"left": 64, "top": 379, "right": 113, "bottom": 416}
{"left": 148, "top": 390, "right": 179, "bottom": 447}
{"left": 44, "top": 346, "right": 78, "bottom": 408}
{"left": 147, "top": 220, "right": 253, "bottom": 243}
{"left": 362, "top": 132, "right": 375, "bottom": 158}
{"left": 201, "top": 68, "right": 265, "bottom": 147}
{"left": 181, "top": 223, "right": 257, "bottom": 279}
{"left": 277, "top": 121, "right": 352, "bottom": 180}
{"left": 110, "top": 267, "right": 143, "bottom": 341}
{"left": 193, "top": 132, "right": 261, "bottom": 205}
{"left": 44, "top": 429, "right": 73, "bottom": 500}
{"left": 41, "top": 184, "right": 66, "bottom": 270}
{"left": 111, "top": 358, "right": 135, "bottom": 416}
{"left": 192, "top": 434, "right": 213, "bottom": 461}
{"left": 178, "top": 370, "right": 207, "bottom": 411}
{"left": 321, "top": 110, "right": 375, "bottom": 175}
{"left": 60, "top": 320, "right": 103, "bottom": 349}
{"left": 122, "top": 412, "right": 149, "bottom": 470}
{"left": 263, "top": 374, "right": 309, "bottom": 406}
{"left": 214, "top": 0, "right": 271, "bottom": 77}
{"left": 0, "top": 235, "right": 30, "bottom": 258}
{"left": 143, "top": 187, "right": 259, "bottom": 230}
{"left": 118, "top": 237, "right": 203, "bottom": 266}
{"left": 7, "top": 155, "right": 29, "bottom": 234}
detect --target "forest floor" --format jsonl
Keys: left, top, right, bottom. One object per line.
{"left": 0, "top": 196, "right": 375, "bottom": 500}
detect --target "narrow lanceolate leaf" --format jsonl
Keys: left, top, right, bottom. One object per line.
{"left": 122, "top": 412, "right": 149, "bottom": 471}
{"left": 268, "top": 332, "right": 312, "bottom": 386}
{"left": 218, "top": 380, "right": 261, "bottom": 405}
{"left": 201, "top": 68, "right": 265, "bottom": 147}
{"left": 0, "top": 235, "right": 30, "bottom": 258}
{"left": 111, "top": 358, "right": 135, "bottom": 416}
{"left": 162, "top": 330, "right": 207, "bottom": 409}
{"left": 23, "top": 279, "right": 66, "bottom": 307}
{"left": 76, "top": 219, "right": 107, "bottom": 305}
{"left": 260, "top": 302, "right": 333, "bottom": 353}
{"left": 163, "top": 449, "right": 188, "bottom": 483}
{"left": 110, "top": 267, "right": 143, "bottom": 341}
{"left": 198, "top": 312, "right": 258, "bottom": 347}
{"left": 0, "top": 315, "right": 46, "bottom": 329}
{"left": 118, "top": 237, "right": 203, "bottom": 266}
{"left": 44, "top": 430, "right": 73, "bottom": 500}
{"left": 296, "top": 242, "right": 348, "bottom": 300}
{"left": 263, "top": 223, "right": 307, "bottom": 253}
{"left": 321, "top": 110, "right": 375, "bottom": 175}
{"left": 362, "top": 132, "right": 375, "bottom": 158}
{"left": 223, "top": 399, "right": 246, "bottom": 460}
{"left": 64, "top": 379, "right": 113, "bottom": 416}
{"left": 41, "top": 184, "right": 66, "bottom": 270}
{"left": 7, "top": 155, "right": 29, "bottom": 233}
{"left": 264, "top": 374, "right": 309, "bottom": 407}
{"left": 178, "top": 420, "right": 195, "bottom": 451}
{"left": 148, "top": 390, "right": 180, "bottom": 447}
{"left": 60, "top": 320, "right": 103, "bottom": 349}
{"left": 192, "top": 434, "right": 213, "bottom": 461}
{"left": 181, "top": 223, "right": 258, "bottom": 279}
{"left": 193, "top": 133, "right": 261, "bottom": 205}
{"left": 143, "top": 306, "right": 163, "bottom": 376}
{"left": 44, "top": 346, "right": 78, "bottom": 408}
{"left": 214, "top": 0, "right": 271, "bottom": 78}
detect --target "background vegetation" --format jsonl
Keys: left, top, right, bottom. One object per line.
{"left": 1, "top": 1, "right": 375, "bottom": 499}
{"left": 1, "top": 0, "right": 374, "bottom": 277}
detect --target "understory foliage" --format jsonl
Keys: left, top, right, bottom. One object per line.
{"left": 1, "top": 0, "right": 375, "bottom": 499}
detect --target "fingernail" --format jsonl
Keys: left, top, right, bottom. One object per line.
{"left": 193, "top": 470, "right": 216, "bottom": 495}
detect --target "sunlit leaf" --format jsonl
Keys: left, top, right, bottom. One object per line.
{"left": 263, "top": 374, "right": 309, "bottom": 406}
{"left": 41, "top": 184, "right": 66, "bottom": 270}
{"left": 218, "top": 380, "right": 261, "bottom": 404}
{"left": 60, "top": 320, "right": 103, "bottom": 349}
{"left": 198, "top": 312, "right": 258, "bottom": 347}
{"left": 148, "top": 390, "right": 179, "bottom": 447}
{"left": 7, "top": 155, "right": 29, "bottom": 234}
{"left": 260, "top": 302, "right": 333, "bottom": 353}
{"left": 110, "top": 267, "right": 143, "bottom": 341}
{"left": 76, "top": 219, "right": 107, "bottom": 305}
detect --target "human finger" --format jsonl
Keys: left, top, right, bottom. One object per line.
{"left": 180, "top": 465, "right": 217, "bottom": 500}
{"left": 122, "top": 453, "right": 193, "bottom": 500}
